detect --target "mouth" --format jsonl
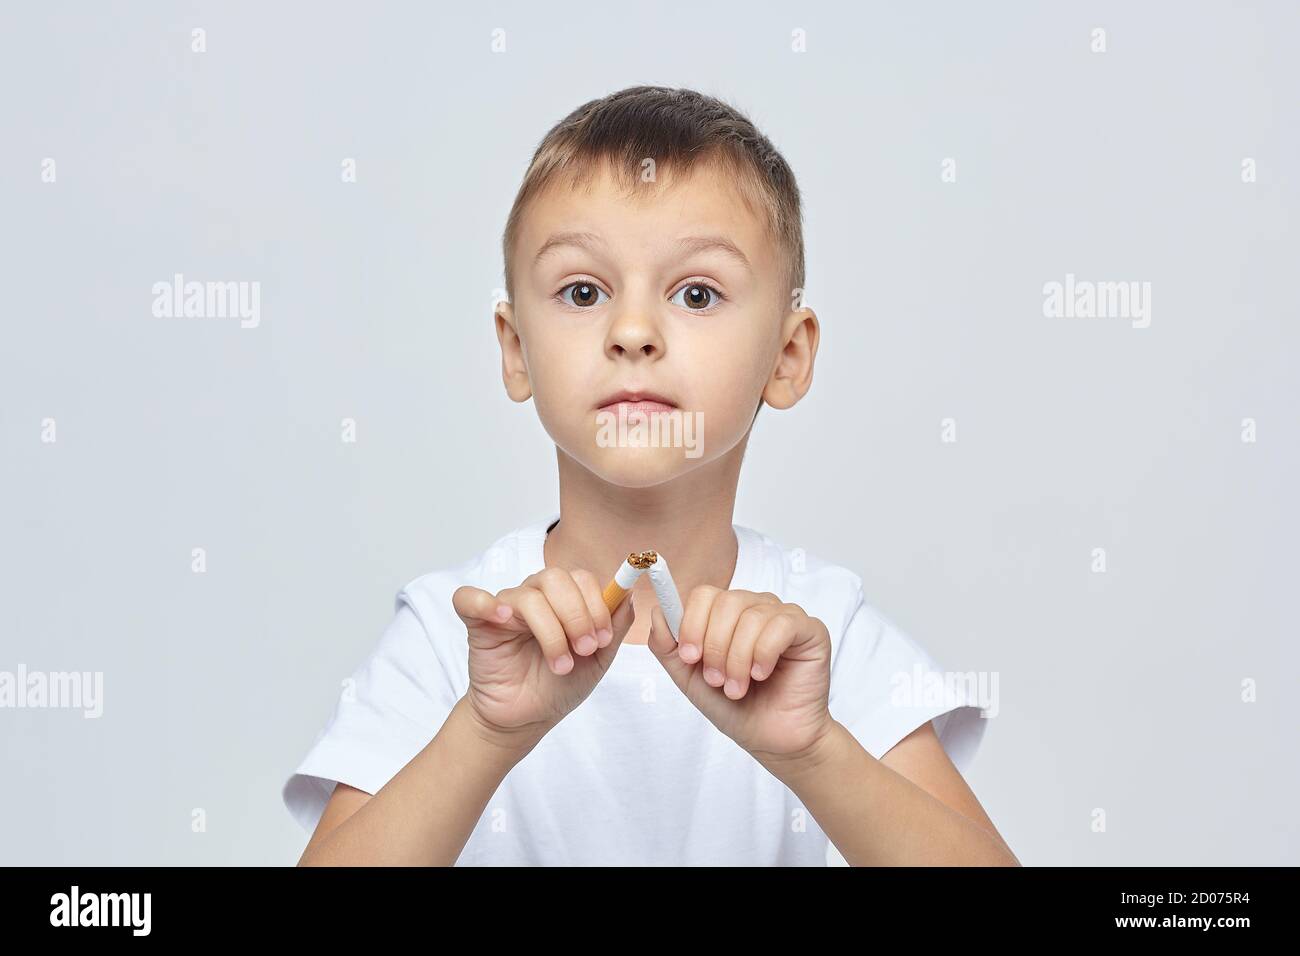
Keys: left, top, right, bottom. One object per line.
{"left": 595, "top": 388, "right": 679, "bottom": 416}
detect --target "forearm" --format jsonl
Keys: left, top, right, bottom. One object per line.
{"left": 299, "top": 695, "right": 543, "bottom": 866}
{"left": 760, "top": 720, "right": 1018, "bottom": 866}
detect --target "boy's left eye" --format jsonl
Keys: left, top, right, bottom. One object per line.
{"left": 670, "top": 282, "right": 724, "bottom": 311}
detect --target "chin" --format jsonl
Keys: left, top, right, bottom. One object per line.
{"left": 579, "top": 445, "right": 704, "bottom": 488}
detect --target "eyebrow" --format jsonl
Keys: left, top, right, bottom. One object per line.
{"left": 533, "top": 231, "right": 606, "bottom": 264}
{"left": 533, "top": 231, "right": 753, "bottom": 275}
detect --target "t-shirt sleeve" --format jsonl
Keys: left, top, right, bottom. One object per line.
{"left": 827, "top": 586, "right": 989, "bottom": 776}
{"left": 282, "top": 591, "right": 464, "bottom": 835}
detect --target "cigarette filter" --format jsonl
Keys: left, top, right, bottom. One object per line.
{"left": 602, "top": 555, "right": 647, "bottom": 614}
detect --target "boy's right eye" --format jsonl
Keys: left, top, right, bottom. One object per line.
{"left": 555, "top": 281, "right": 610, "bottom": 309}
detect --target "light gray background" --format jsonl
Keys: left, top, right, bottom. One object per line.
{"left": 1, "top": 1, "right": 1295, "bottom": 865}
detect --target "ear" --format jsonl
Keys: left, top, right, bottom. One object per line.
{"left": 761, "top": 306, "right": 820, "bottom": 411}
{"left": 494, "top": 299, "right": 532, "bottom": 403}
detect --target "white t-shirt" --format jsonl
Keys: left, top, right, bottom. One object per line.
{"left": 283, "top": 513, "right": 988, "bottom": 865}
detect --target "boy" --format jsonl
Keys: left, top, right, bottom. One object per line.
{"left": 283, "top": 85, "right": 1017, "bottom": 866}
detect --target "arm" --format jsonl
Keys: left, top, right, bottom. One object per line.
{"left": 297, "top": 695, "right": 542, "bottom": 867}
{"left": 644, "top": 590, "right": 1018, "bottom": 867}
{"left": 298, "top": 566, "right": 635, "bottom": 866}
{"left": 757, "top": 718, "right": 1020, "bottom": 866}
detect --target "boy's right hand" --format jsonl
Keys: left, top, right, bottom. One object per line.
{"left": 452, "top": 568, "right": 634, "bottom": 744}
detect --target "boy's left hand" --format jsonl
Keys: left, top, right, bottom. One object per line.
{"left": 646, "top": 586, "right": 835, "bottom": 764}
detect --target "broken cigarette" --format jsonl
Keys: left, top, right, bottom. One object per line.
{"left": 602, "top": 554, "right": 647, "bottom": 614}
{"left": 600, "top": 549, "right": 683, "bottom": 643}
{"left": 643, "top": 552, "right": 683, "bottom": 642}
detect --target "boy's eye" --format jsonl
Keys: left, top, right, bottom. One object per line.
{"left": 554, "top": 280, "right": 725, "bottom": 312}
{"left": 558, "top": 282, "right": 609, "bottom": 308}
{"left": 670, "top": 282, "right": 723, "bottom": 311}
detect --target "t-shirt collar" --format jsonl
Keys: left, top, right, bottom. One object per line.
{"left": 516, "top": 511, "right": 760, "bottom": 592}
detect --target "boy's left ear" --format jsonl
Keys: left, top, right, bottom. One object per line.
{"left": 494, "top": 299, "right": 532, "bottom": 403}
{"left": 762, "top": 307, "right": 820, "bottom": 410}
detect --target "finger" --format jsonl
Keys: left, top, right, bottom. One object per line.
{"left": 647, "top": 604, "right": 695, "bottom": 693}
{"left": 723, "top": 604, "right": 773, "bottom": 700}
{"left": 609, "top": 588, "right": 635, "bottom": 640}
{"left": 571, "top": 569, "right": 614, "bottom": 648}
{"left": 509, "top": 586, "right": 576, "bottom": 675}
{"left": 453, "top": 585, "right": 515, "bottom": 626}
{"left": 752, "top": 610, "right": 802, "bottom": 681}
{"left": 700, "top": 590, "right": 751, "bottom": 689}
{"left": 593, "top": 589, "right": 637, "bottom": 670}
{"left": 675, "top": 584, "right": 720, "bottom": 665}
{"left": 534, "top": 567, "right": 599, "bottom": 657}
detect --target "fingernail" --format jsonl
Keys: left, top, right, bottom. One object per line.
{"left": 553, "top": 654, "right": 574, "bottom": 675}
{"left": 703, "top": 667, "right": 723, "bottom": 686}
{"left": 724, "top": 678, "right": 742, "bottom": 698}
{"left": 596, "top": 628, "right": 612, "bottom": 647}
{"left": 575, "top": 634, "right": 597, "bottom": 655}
{"left": 679, "top": 643, "right": 700, "bottom": 663}
{"left": 495, "top": 604, "right": 512, "bottom": 620}
{"left": 751, "top": 663, "right": 764, "bottom": 680}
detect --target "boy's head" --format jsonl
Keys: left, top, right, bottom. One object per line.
{"left": 495, "top": 86, "right": 819, "bottom": 489}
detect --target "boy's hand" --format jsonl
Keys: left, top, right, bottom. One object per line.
{"left": 646, "top": 587, "right": 835, "bottom": 763}
{"left": 453, "top": 568, "right": 634, "bottom": 744}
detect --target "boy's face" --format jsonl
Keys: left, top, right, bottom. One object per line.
{"left": 497, "top": 160, "right": 817, "bottom": 488}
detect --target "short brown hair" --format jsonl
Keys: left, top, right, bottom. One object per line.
{"left": 501, "top": 85, "right": 805, "bottom": 308}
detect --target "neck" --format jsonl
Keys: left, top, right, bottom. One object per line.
{"left": 542, "top": 438, "right": 748, "bottom": 605}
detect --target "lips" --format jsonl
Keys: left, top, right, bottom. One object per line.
{"left": 595, "top": 388, "right": 678, "bottom": 415}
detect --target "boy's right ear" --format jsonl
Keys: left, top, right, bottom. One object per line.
{"left": 494, "top": 300, "right": 532, "bottom": 403}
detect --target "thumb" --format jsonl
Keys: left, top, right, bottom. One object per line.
{"left": 647, "top": 604, "right": 694, "bottom": 693}
{"left": 610, "top": 590, "right": 636, "bottom": 641}
{"left": 594, "top": 591, "right": 636, "bottom": 668}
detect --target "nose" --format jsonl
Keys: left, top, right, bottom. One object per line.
{"left": 604, "top": 298, "right": 665, "bottom": 359}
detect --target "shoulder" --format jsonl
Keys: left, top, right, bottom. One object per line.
{"left": 738, "top": 525, "right": 867, "bottom": 638}
{"left": 394, "top": 515, "right": 550, "bottom": 641}
{"left": 739, "top": 524, "right": 940, "bottom": 670}
{"left": 397, "top": 557, "right": 484, "bottom": 636}
{"left": 738, "top": 526, "right": 990, "bottom": 772}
